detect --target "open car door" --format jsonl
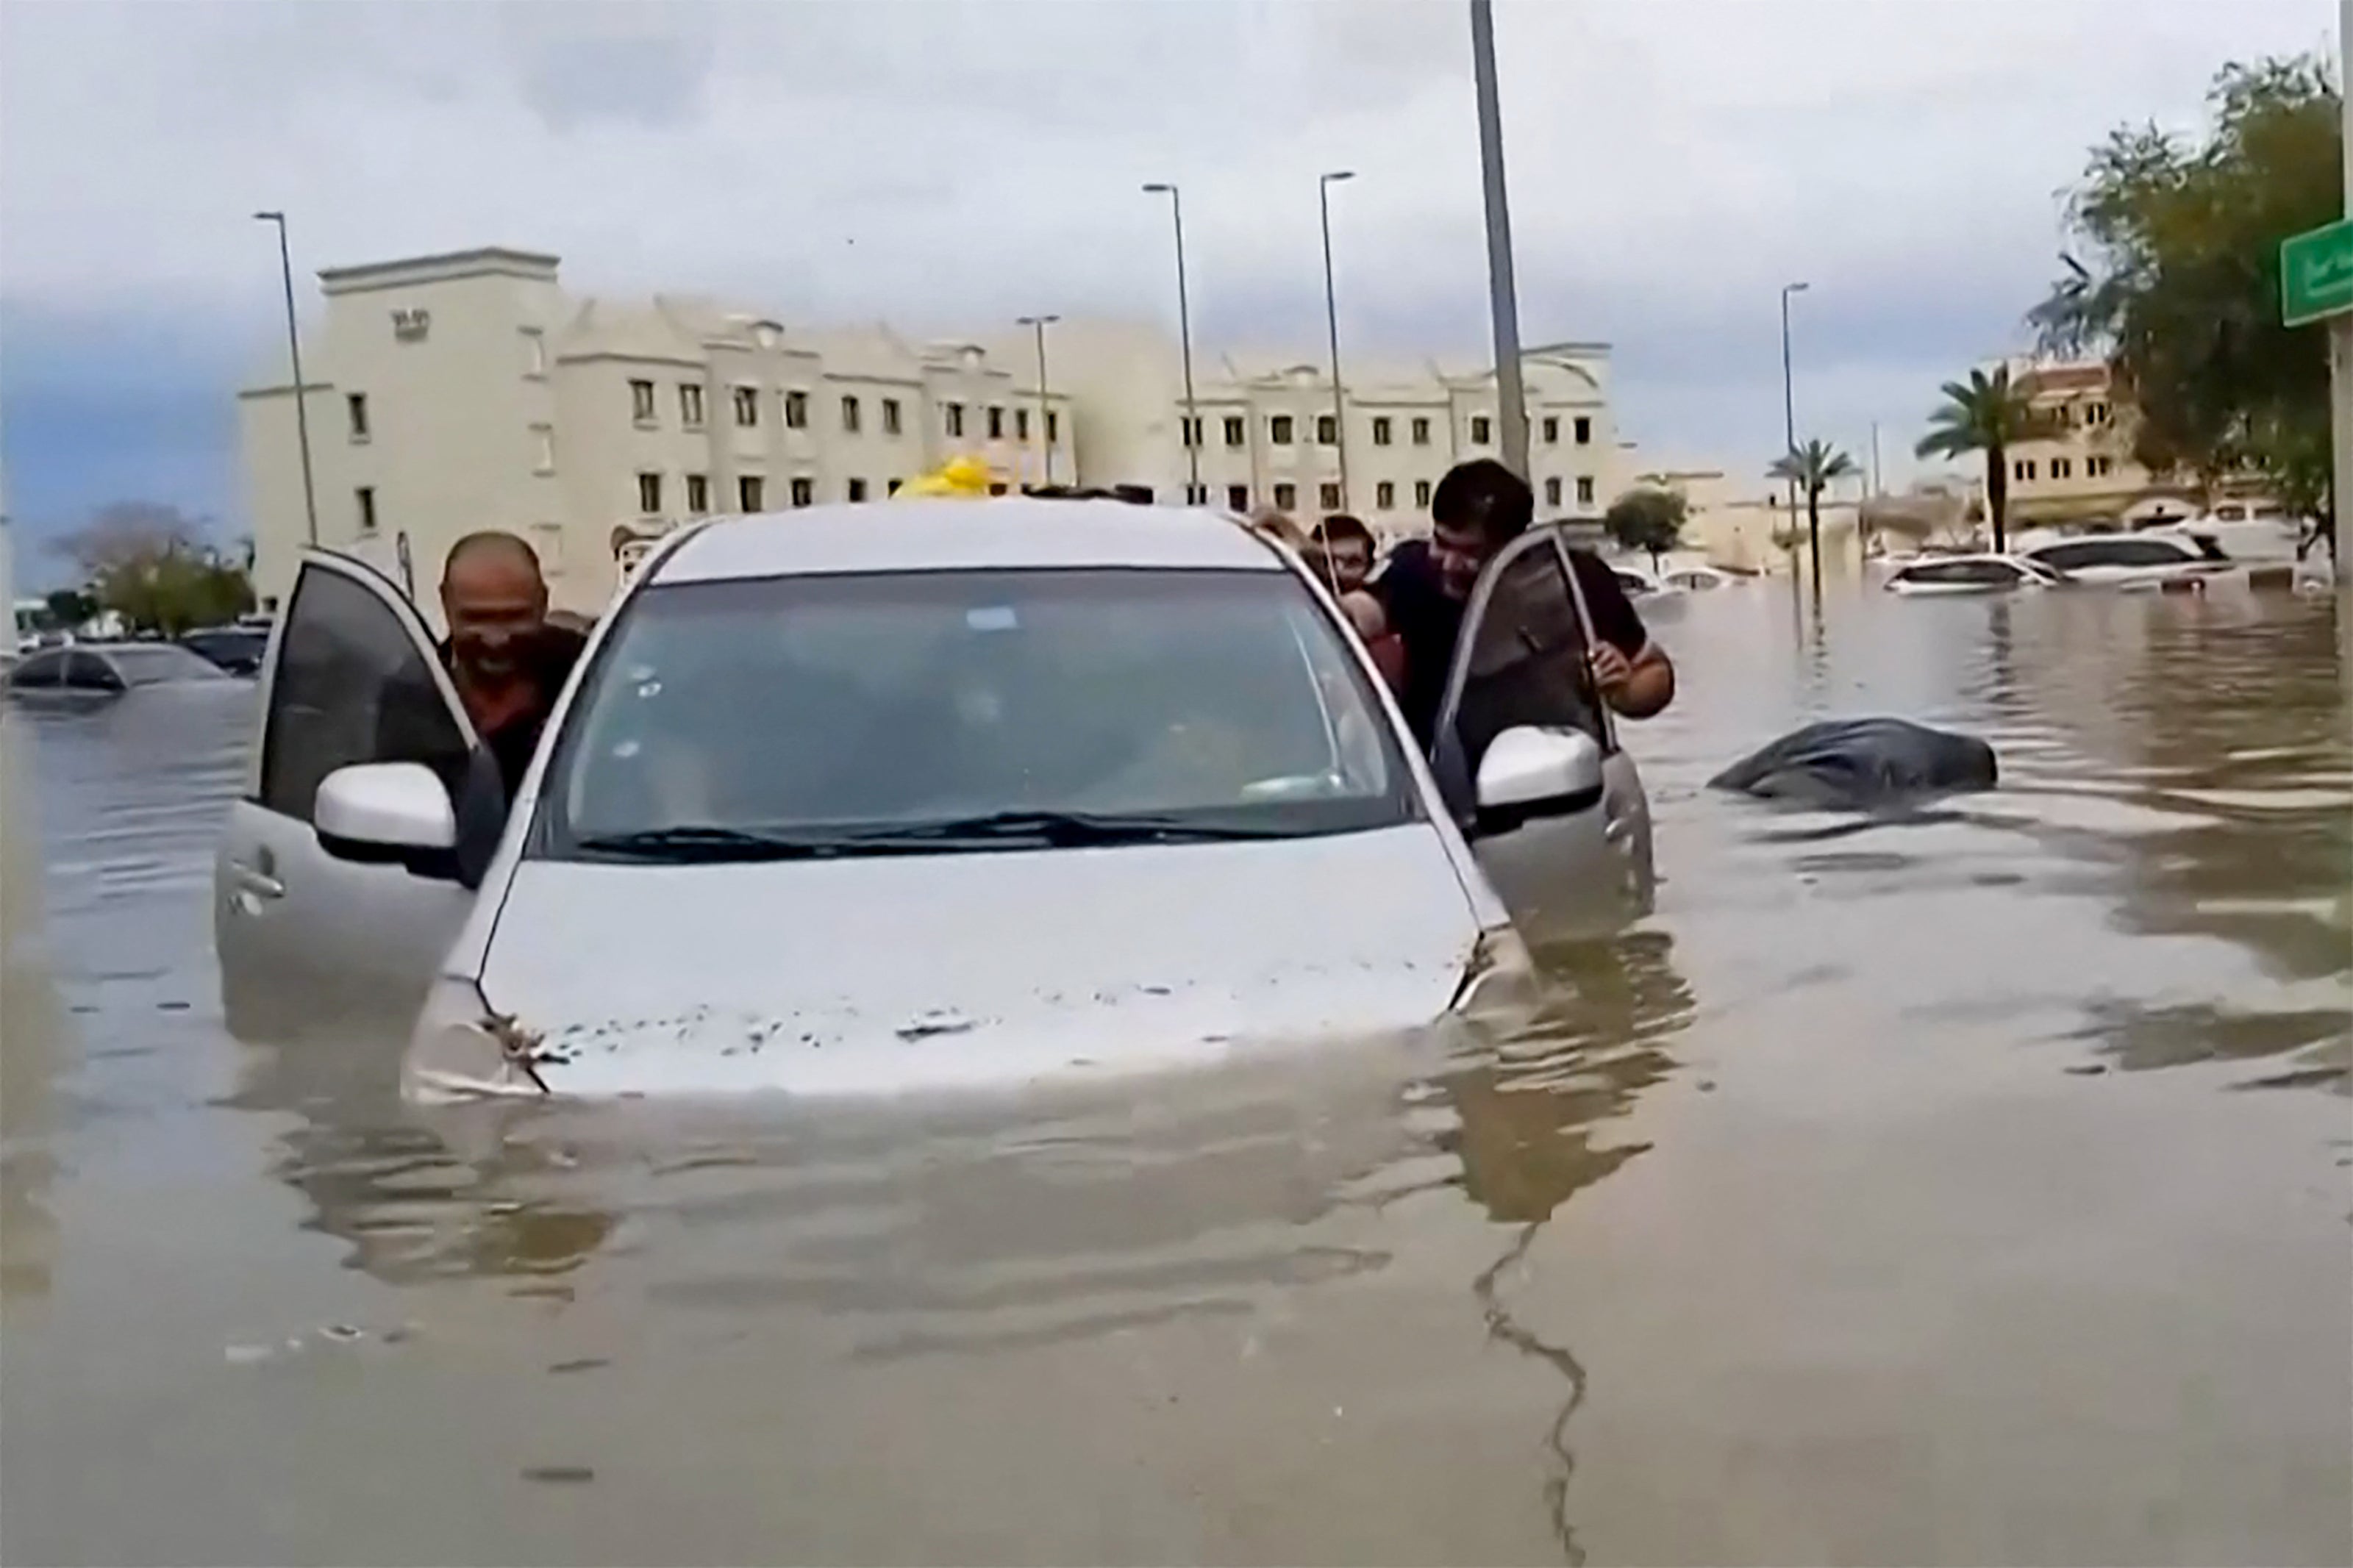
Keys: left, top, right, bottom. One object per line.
{"left": 1427, "top": 526, "right": 1655, "bottom": 936}
{"left": 215, "top": 551, "right": 479, "bottom": 1041}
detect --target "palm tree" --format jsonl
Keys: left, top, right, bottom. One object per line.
{"left": 1767, "top": 437, "right": 1858, "bottom": 595}
{"left": 1913, "top": 365, "right": 2046, "bottom": 554}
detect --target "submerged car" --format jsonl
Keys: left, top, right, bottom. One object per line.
{"left": 7, "top": 641, "right": 232, "bottom": 700}
{"left": 2021, "top": 532, "right": 2232, "bottom": 587}
{"left": 179, "top": 626, "right": 271, "bottom": 676}
{"left": 216, "top": 501, "right": 1654, "bottom": 1098}
{"left": 1884, "top": 554, "right": 2068, "bottom": 595}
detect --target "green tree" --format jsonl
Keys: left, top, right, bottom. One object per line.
{"left": 1767, "top": 438, "right": 1859, "bottom": 592}
{"left": 1914, "top": 366, "right": 2046, "bottom": 553}
{"left": 49, "top": 501, "right": 255, "bottom": 637}
{"left": 1602, "top": 487, "right": 1688, "bottom": 567}
{"left": 2029, "top": 54, "right": 2342, "bottom": 520}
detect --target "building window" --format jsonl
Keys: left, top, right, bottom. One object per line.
{"left": 2014, "top": 459, "right": 2037, "bottom": 482}
{"left": 2088, "top": 401, "right": 2110, "bottom": 425}
{"left": 1471, "top": 415, "right": 1492, "bottom": 445}
{"left": 1375, "top": 480, "right": 1395, "bottom": 509}
{"left": 1574, "top": 415, "right": 1592, "bottom": 445}
{"left": 732, "top": 386, "right": 760, "bottom": 428}
{"left": 532, "top": 425, "right": 555, "bottom": 475}
{"left": 1016, "top": 407, "right": 1031, "bottom": 441}
{"left": 1543, "top": 476, "right": 1562, "bottom": 507}
{"left": 988, "top": 406, "right": 1005, "bottom": 440}
{"left": 636, "top": 471, "right": 663, "bottom": 515}
{"left": 2089, "top": 455, "right": 2113, "bottom": 478}
{"left": 1224, "top": 415, "right": 1246, "bottom": 447}
{"left": 887, "top": 477, "right": 904, "bottom": 495}
{"left": 882, "top": 398, "right": 902, "bottom": 435}
{"left": 945, "top": 402, "right": 965, "bottom": 438}
{"left": 847, "top": 477, "right": 868, "bottom": 502}
{"left": 679, "top": 382, "right": 704, "bottom": 428}
{"left": 346, "top": 393, "right": 370, "bottom": 442}
{"left": 686, "top": 473, "right": 710, "bottom": 514}
{"left": 842, "top": 394, "right": 861, "bottom": 433}
{"left": 791, "top": 477, "right": 815, "bottom": 507}
{"left": 1273, "top": 482, "right": 1297, "bottom": 510}
{"left": 1046, "top": 411, "right": 1060, "bottom": 443}
{"left": 1575, "top": 476, "right": 1595, "bottom": 507}
{"left": 1271, "top": 415, "right": 1295, "bottom": 445}
{"left": 1228, "top": 484, "right": 1249, "bottom": 510}
{"left": 989, "top": 482, "right": 1010, "bottom": 496}
{"left": 521, "top": 328, "right": 546, "bottom": 378}
{"left": 629, "top": 379, "right": 657, "bottom": 424}
{"left": 1180, "top": 415, "right": 1202, "bottom": 448}
{"left": 1541, "top": 415, "right": 1558, "bottom": 445}
{"left": 738, "top": 474, "right": 764, "bottom": 512}
{"left": 1185, "top": 484, "right": 1210, "bottom": 504}
{"left": 1412, "top": 416, "right": 1432, "bottom": 445}
{"left": 1317, "top": 414, "right": 1338, "bottom": 446}
{"left": 354, "top": 486, "right": 377, "bottom": 534}
{"left": 1414, "top": 479, "right": 1432, "bottom": 508}
{"left": 529, "top": 521, "right": 563, "bottom": 574}
{"left": 1372, "top": 416, "right": 1392, "bottom": 447}
{"left": 785, "top": 390, "right": 808, "bottom": 429}
{"left": 1319, "top": 482, "right": 1342, "bottom": 511}
{"left": 2052, "top": 457, "right": 2073, "bottom": 480}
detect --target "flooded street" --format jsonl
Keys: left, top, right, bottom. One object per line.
{"left": 3, "top": 586, "right": 2347, "bottom": 1567}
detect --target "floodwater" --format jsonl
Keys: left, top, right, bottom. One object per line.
{"left": 2, "top": 585, "right": 2347, "bottom": 1567}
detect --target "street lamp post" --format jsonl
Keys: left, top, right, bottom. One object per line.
{"left": 1468, "top": 0, "right": 1529, "bottom": 484}
{"left": 1016, "top": 313, "right": 1060, "bottom": 487}
{"left": 1318, "top": 170, "right": 1355, "bottom": 513}
{"left": 1778, "top": 280, "right": 1810, "bottom": 548}
{"left": 1141, "top": 182, "right": 1202, "bottom": 501}
{"left": 255, "top": 210, "right": 319, "bottom": 547}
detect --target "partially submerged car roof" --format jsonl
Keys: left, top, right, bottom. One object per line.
{"left": 653, "top": 498, "right": 1288, "bottom": 584}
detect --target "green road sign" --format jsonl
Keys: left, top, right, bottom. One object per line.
{"left": 2280, "top": 217, "right": 2353, "bottom": 326}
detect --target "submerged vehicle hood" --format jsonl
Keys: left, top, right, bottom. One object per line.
{"left": 453, "top": 824, "right": 1485, "bottom": 1096}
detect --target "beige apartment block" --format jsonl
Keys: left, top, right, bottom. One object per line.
{"left": 1999, "top": 358, "right": 2279, "bottom": 526}
{"left": 238, "top": 248, "right": 1073, "bottom": 617}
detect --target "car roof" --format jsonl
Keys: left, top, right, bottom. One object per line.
{"left": 652, "top": 499, "right": 1288, "bottom": 584}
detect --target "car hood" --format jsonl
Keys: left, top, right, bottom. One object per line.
{"left": 449, "top": 824, "right": 1484, "bottom": 1097}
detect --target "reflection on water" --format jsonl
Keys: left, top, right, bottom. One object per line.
{"left": 2, "top": 589, "right": 2347, "bottom": 1567}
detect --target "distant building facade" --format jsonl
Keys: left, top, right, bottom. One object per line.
{"left": 1999, "top": 358, "right": 2282, "bottom": 527}
{"left": 238, "top": 248, "right": 1622, "bottom": 615}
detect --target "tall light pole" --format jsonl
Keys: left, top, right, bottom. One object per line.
{"left": 1318, "top": 170, "right": 1355, "bottom": 512}
{"left": 1142, "top": 182, "right": 1201, "bottom": 501}
{"left": 1016, "top": 313, "right": 1060, "bottom": 487}
{"left": 255, "top": 211, "right": 319, "bottom": 547}
{"left": 1468, "top": 1, "right": 1529, "bottom": 484}
{"left": 1779, "top": 279, "right": 1809, "bottom": 529}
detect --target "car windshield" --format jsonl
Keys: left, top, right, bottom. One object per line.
{"left": 538, "top": 566, "right": 1419, "bottom": 861}
{"left": 106, "top": 644, "right": 229, "bottom": 684}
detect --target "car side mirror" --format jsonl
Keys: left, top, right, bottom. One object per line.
{"left": 1474, "top": 725, "right": 1604, "bottom": 831}
{"left": 315, "top": 762, "right": 460, "bottom": 878}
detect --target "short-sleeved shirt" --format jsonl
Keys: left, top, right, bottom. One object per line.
{"left": 1372, "top": 539, "right": 1647, "bottom": 745}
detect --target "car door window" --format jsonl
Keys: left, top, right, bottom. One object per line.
{"left": 8, "top": 652, "right": 65, "bottom": 690}
{"left": 259, "top": 564, "right": 471, "bottom": 823}
{"left": 1427, "top": 529, "right": 1609, "bottom": 817}
{"left": 63, "top": 652, "right": 124, "bottom": 691}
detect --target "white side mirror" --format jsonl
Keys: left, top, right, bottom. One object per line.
{"left": 315, "top": 762, "right": 457, "bottom": 857}
{"left": 1475, "top": 726, "right": 1604, "bottom": 820}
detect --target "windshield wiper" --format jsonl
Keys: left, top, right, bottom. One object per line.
{"left": 571, "top": 825, "right": 935, "bottom": 862}
{"left": 847, "top": 809, "right": 1296, "bottom": 848}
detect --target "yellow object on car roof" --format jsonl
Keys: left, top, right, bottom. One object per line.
{"left": 896, "top": 456, "right": 995, "bottom": 498}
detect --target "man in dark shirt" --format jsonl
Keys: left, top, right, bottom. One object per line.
{"left": 1345, "top": 459, "right": 1674, "bottom": 744}
{"left": 437, "top": 530, "right": 587, "bottom": 798}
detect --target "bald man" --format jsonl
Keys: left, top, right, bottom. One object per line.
{"left": 438, "top": 531, "right": 585, "bottom": 798}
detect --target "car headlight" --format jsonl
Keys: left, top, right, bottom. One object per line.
{"left": 402, "top": 975, "right": 552, "bottom": 1103}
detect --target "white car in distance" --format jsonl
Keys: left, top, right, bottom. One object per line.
{"left": 2022, "top": 532, "right": 2234, "bottom": 587}
{"left": 1884, "top": 554, "right": 2069, "bottom": 595}
{"left": 215, "top": 501, "right": 1654, "bottom": 1099}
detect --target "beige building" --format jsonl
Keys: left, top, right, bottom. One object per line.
{"left": 240, "top": 247, "right": 1624, "bottom": 615}
{"left": 239, "top": 248, "right": 1074, "bottom": 615}
{"left": 1616, "top": 462, "right": 1870, "bottom": 576}
{"left": 1999, "top": 358, "right": 2279, "bottom": 526}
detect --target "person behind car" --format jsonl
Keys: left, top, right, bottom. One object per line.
{"left": 1343, "top": 459, "right": 1674, "bottom": 744}
{"left": 1308, "top": 514, "right": 1377, "bottom": 597}
{"left": 437, "top": 531, "right": 587, "bottom": 798}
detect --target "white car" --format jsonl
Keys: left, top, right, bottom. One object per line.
{"left": 7, "top": 640, "right": 232, "bottom": 699}
{"left": 1658, "top": 564, "right": 1751, "bottom": 593}
{"left": 1884, "top": 554, "right": 2068, "bottom": 595}
{"left": 2022, "top": 531, "right": 2233, "bottom": 586}
{"left": 215, "top": 502, "right": 1654, "bottom": 1098}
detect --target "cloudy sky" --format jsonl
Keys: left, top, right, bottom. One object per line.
{"left": 0, "top": 0, "right": 2337, "bottom": 564}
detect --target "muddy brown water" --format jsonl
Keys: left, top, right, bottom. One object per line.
{"left": 2, "top": 587, "right": 2347, "bottom": 1567}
